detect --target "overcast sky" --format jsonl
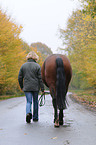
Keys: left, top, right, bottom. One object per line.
{"left": 0, "top": 0, "right": 81, "bottom": 53}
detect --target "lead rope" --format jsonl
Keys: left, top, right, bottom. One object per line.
{"left": 39, "top": 91, "right": 50, "bottom": 107}
{"left": 39, "top": 93, "right": 45, "bottom": 107}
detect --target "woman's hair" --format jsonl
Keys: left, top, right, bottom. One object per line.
{"left": 26, "top": 51, "right": 39, "bottom": 61}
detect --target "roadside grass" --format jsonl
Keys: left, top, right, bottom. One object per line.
{"left": 0, "top": 95, "right": 24, "bottom": 100}
{"left": 0, "top": 91, "right": 44, "bottom": 101}
{"left": 69, "top": 89, "right": 96, "bottom": 109}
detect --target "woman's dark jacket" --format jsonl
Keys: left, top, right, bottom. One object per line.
{"left": 18, "top": 59, "right": 44, "bottom": 92}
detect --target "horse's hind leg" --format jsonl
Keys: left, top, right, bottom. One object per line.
{"left": 59, "top": 109, "right": 63, "bottom": 125}
{"left": 52, "top": 98, "right": 59, "bottom": 127}
{"left": 52, "top": 99, "right": 57, "bottom": 121}
{"left": 52, "top": 99, "right": 59, "bottom": 127}
{"left": 51, "top": 87, "right": 59, "bottom": 127}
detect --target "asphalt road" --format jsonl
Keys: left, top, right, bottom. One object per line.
{"left": 0, "top": 93, "right": 96, "bottom": 145}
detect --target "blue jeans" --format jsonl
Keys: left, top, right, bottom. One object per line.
{"left": 24, "top": 91, "right": 39, "bottom": 120}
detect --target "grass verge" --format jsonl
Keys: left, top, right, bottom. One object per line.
{"left": 69, "top": 89, "right": 96, "bottom": 110}
{"left": 0, "top": 95, "right": 24, "bottom": 100}
{"left": 0, "top": 91, "right": 44, "bottom": 101}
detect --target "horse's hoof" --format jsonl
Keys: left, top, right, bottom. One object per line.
{"left": 54, "top": 124, "right": 59, "bottom": 128}
{"left": 54, "top": 119, "right": 59, "bottom": 127}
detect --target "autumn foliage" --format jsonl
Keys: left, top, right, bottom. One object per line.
{"left": 0, "top": 9, "right": 52, "bottom": 96}
{"left": 0, "top": 9, "right": 26, "bottom": 94}
{"left": 59, "top": 6, "right": 96, "bottom": 92}
{"left": 0, "top": 10, "right": 44, "bottom": 95}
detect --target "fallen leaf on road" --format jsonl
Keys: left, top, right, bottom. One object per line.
{"left": 51, "top": 137, "right": 57, "bottom": 139}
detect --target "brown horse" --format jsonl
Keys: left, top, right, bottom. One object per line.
{"left": 41, "top": 54, "right": 72, "bottom": 127}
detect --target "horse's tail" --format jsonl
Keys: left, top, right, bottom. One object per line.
{"left": 56, "top": 57, "right": 66, "bottom": 109}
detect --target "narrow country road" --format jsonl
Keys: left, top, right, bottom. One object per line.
{"left": 0, "top": 93, "right": 96, "bottom": 145}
